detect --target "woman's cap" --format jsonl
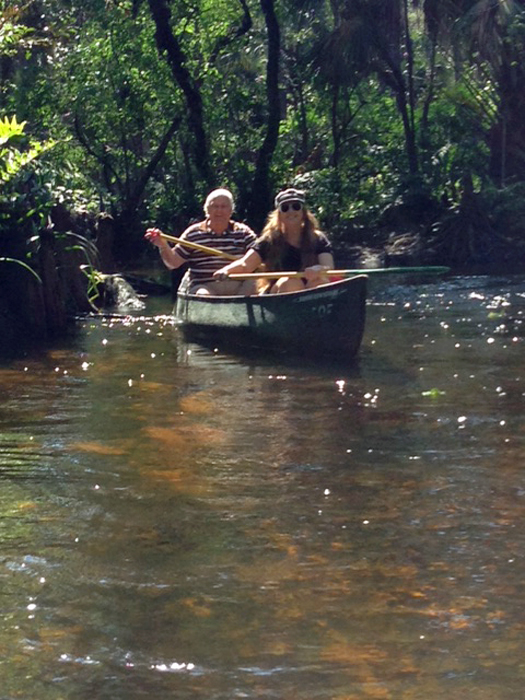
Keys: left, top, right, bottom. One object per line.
{"left": 274, "top": 188, "right": 305, "bottom": 209}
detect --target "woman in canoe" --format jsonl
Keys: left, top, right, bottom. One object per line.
{"left": 145, "top": 188, "right": 256, "bottom": 295}
{"left": 214, "top": 188, "right": 334, "bottom": 294}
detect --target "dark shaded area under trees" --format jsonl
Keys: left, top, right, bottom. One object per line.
{"left": 1, "top": 0, "right": 525, "bottom": 354}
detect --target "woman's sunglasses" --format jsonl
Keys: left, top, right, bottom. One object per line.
{"left": 279, "top": 201, "right": 303, "bottom": 213}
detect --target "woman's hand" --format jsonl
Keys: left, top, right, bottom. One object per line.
{"left": 304, "top": 264, "right": 329, "bottom": 282}
{"left": 144, "top": 227, "right": 164, "bottom": 248}
{"left": 213, "top": 267, "right": 230, "bottom": 281}
{"left": 213, "top": 250, "right": 262, "bottom": 281}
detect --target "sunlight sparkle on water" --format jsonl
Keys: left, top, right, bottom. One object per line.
{"left": 152, "top": 661, "right": 195, "bottom": 673}
{"left": 363, "top": 389, "right": 379, "bottom": 406}
{"left": 60, "top": 654, "right": 99, "bottom": 666}
{"left": 2, "top": 274, "right": 525, "bottom": 700}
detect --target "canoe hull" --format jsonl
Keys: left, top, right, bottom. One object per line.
{"left": 175, "top": 275, "right": 367, "bottom": 360}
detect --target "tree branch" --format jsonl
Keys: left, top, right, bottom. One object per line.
{"left": 209, "top": 0, "right": 252, "bottom": 65}
{"left": 126, "top": 114, "right": 182, "bottom": 212}
{"left": 245, "top": 0, "right": 281, "bottom": 228}
{"left": 73, "top": 114, "right": 122, "bottom": 195}
{"left": 147, "top": 0, "right": 211, "bottom": 184}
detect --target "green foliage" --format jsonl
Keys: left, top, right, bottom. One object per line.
{"left": 0, "top": 114, "right": 55, "bottom": 227}
{"left": 0, "top": 114, "right": 26, "bottom": 141}
{"left": 481, "top": 182, "right": 525, "bottom": 241}
{"left": 0, "top": 17, "right": 32, "bottom": 57}
{"left": 422, "top": 388, "right": 446, "bottom": 398}
{"left": 0, "top": 115, "right": 56, "bottom": 186}
{"left": 0, "top": 0, "right": 524, "bottom": 264}
{"left": 80, "top": 264, "right": 104, "bottom": 309}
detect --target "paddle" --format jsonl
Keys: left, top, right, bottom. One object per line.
{"left": 157, "top": 231, "right": 239, "bottom": 261}
{"left": 226, "top": 266, "right": 451, "bottom": 280}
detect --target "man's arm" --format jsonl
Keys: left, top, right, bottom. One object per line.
{"left": 144, "top": 227, "right": 188, "bottom": 270}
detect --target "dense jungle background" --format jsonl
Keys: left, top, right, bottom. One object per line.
{"left": 1, "top": 0, "right": 525, "bottom": 350}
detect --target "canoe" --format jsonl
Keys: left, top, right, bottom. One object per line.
{"left": 175, "top": 274, "right": 367, "bottom": 360}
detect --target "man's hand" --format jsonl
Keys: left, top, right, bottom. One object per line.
{"left": 144, "top": 228, "right": 164, "bottom": 248}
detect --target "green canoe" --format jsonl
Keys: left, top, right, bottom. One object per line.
{"left": 175, "top": 274, "right": 367, "bottom": 360}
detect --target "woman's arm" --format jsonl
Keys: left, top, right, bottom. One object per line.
{"left": 144, "top": 227, "right": 187, "bottom": 270}
{"left": 303, "top": 252, "right": 335, "bottom": 285}
{"left": 317, "top": 251, "right": 334, "bottom": 269}
{"left": 214, "top": 248, "right": 262, "bottom": 279}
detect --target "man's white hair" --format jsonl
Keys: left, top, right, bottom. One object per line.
{"left": 204, "top": 188, "right": 234, "bottom": 214}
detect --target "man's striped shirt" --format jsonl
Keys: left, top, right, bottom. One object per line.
{"left": 174, "top": 220, "right": 256, "bottom": 284}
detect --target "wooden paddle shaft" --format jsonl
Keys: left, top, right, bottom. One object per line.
{"left": 159, "top": 232, "right": 239, "bottom": 261}
{"left": 227, "top": 266, "right": 450, "bottom": 280}
{"left": 228, "top": 271, "right": 331, "bottom": 280}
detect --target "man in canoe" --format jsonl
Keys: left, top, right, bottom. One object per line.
{"left": 145, "top": 188, "right": 257, "bottom": 295}
{"left": 214, "top": 188, "right": 334, "bottom": 294}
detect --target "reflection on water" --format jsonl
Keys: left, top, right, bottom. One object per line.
{"left": 0, "top": 275, "right": 524, "bottom": 699}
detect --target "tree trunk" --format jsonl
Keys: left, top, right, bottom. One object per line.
{"left": 38, "top": 229, "right": 68, "bottom": 335}
{"left": 489, "top": 57, "right": 525, "bottom": 185}
{"left": 358, "top": 0, "right": 420, "bottom": 178}
{"left": 0, "top": 258, "right": 48, "bottom": 343}
{"left": 147, "top": 0, "right": 212, "bottom": 186}
{"left": 124, "top": 114, "right": 182, "bottom": 217}
{"left": 244, "top": 0, "right": 281, "bottom": 230}
{"left": 395, "top": 88, "right": 419, "bottom": 177}
{"left": 331, "top": 81, "right": 341, "bottom": 169}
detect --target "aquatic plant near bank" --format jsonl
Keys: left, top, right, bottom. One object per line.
{"left": 0, "top": 116, "right": 98, "bottom": 353}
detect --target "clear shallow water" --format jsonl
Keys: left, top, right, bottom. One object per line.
{"left": 0, "top": 274, "right": 524, "bottom": 699}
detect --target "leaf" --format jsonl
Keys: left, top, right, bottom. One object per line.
{"left": 0, "top": 257, "right": 42, "bottom": 283}
{"left": 0, "top": 114, "right": 26, "bottom": 141}
{"left": 421, "top": 388, "right": 446, "bottom": 398}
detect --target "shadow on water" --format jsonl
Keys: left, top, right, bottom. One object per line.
{"left": 0, "top": 274, "right": 524, "bottom": 699}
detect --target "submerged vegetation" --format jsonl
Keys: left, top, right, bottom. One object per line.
{"left": 1, "top": 0, "right": 525, "bottom": 349}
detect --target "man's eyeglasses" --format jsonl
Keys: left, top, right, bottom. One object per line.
{"left": 279, "top": 201, "right": 303, "bottom": 213}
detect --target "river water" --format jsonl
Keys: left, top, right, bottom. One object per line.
{"left": 0, "top": 273, "right": 524, "bottom": 699}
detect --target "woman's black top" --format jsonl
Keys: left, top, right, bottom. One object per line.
{"left": 251, "top": 232, "right": 332, "bottom": 271}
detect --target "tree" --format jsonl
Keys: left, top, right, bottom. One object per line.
{"left": 317, "top": 1, "right": 420, "bottom": 180}
{"left": 244, "top": 0, "right": 282, "bottom": 228}
{"left": 147, "top": 0, "right": 211, "bottom": 186}
{"left": 464, "top": 0, "right": 525, "bottom": 185}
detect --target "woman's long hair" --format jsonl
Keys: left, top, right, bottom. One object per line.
{"left": 258, "top": 208, "right": 323, "bottom": 271}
